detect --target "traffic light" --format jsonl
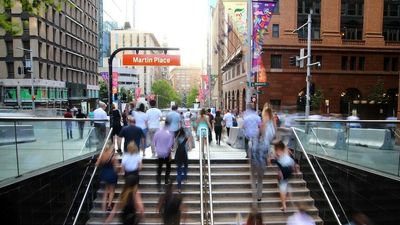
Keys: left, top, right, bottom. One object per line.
{"left": 289, "top": 56, "right": 296, "bottom": 66}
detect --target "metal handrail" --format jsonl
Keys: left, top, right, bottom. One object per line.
{"left": 79, "top": 127, "right": 95, "bottom": 155}
{"left": 202, "top": 127, "right": 214, "bottom": 225}
{"left": 199, "top": 128, "right": 205, "bottom": 225}
{"left": 296, "top": 119, "right": 400, "bottom": 123}
{"left": 291, "top": 127, "right": 342, "bottom": 225}
{"left": 71, "top": 128, "right": 113, "bottom": 225}
{"left": 0, "top": 117, "right": 108, "bottom": 121}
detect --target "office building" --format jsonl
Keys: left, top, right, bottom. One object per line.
{"left": 0, "top": 0, "right": 100, "bottom": 108}
{"left": 169, "top": 67, "right": 202, "bottom": 95}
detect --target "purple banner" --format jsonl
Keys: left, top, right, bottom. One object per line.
{"left": 100, "top": 72, "right": 109, "bottom": 81}
{"left": 252, "top": 1, "right": 276, "bottom": 76}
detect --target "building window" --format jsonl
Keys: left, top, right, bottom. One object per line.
{"left": 341, "top": 56, "right": 348, "bottom": 70}
{"left": 392, "top": 57, "right": 399, "bottom": 71}
{"left": 384, "top": 57, "right": 391, "bottom": 71}
{"left": 297, "top": 0, "right": 321, "bottom": 39}
{"left": 341, "top": 0, "right": 364, "bottom": 40}
{"left": 358, "top": 57, "right": 365, "bottom": 70}
{"left": 236, "top": 64, "right": 240, "bottom": 76}
{"left": 274, "top": 0, "right": 280, "bottom": 13}
{"left": 271, "top": 55, "right": 282, "bottom": 69}
{"left": 350, "top": 56, "right": 356, "bottom": 70}
{"left": 383, "top": 0, "right": 400, "bottom": 42}
{"left": 272, "top": 24, "right": 279, "bottom": 38}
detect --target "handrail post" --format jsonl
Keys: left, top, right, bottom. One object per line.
{"left": 291, "top": 127, "right": 342, "bottom": 225}
{"left": 204, "top": 127, "right": 214, "bottom": 225}
{"left": 199, "top": 128, "right": 205, "bottom": 225}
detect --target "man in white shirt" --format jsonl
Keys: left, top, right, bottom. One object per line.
{"left": 223, "top": 110, "right": 234, "bottom": 137}
{"left": 146, "top": 99, "right": 162, "bottom": 156}
{"left": 93, "top": 101, "right": 108, "bottom": 149}
{"left": 243, "top": 104, "right": 261, "bottom": 158}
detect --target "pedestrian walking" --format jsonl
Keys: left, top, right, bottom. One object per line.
{"left": 75, "top": 108, "right": 86, "bottom": 139}
{"left": 111, "top": 104, "right": 122, "bottom": 144}
{"left": 93, "top": 101, "right": 108, "bottom": 148}
{"left": 243, "top": 104, "right": 261, "bottom": 158}
{"left": 118, "top": 116, "right": 145, "bottom": 154}
{"left": 64, "top": 108, "right": 73, "bottom": 139}
{"left": 213, "top": 111, "right": 223, "bottom": 145}
{"left": 196, "top": 109, "right": 212, "bottom": 145}
{"left": 96, "top": 142, "right": 118, "bottom": 212}
{"left": 153, "top": 120, "right": 174, "bottom": 192}
{"left": 183, "top": 109, "right": 195, "bottom": 149}
{"left": 286, "top": 202, "right": 316, "bottom": 225}
{"left": 207, "top": 109, "right": 214, "bottom": 143}
{"left": 246, "top": 207, "right": 263, "bottom": 225}
{"left": 223, "top": 110, "right": 235, "bottom": 137}
{"left": 146, "top": 99, "right": 162, "bottom": 157}
{"left": 122, "top": 105, "right": 129, "bottom": 126}
{"left": 175, "top": 128, "right": 191, "bottom": 193}
{"left": 166, "top": 105, "right": 181, "bottom": 136}
{"left": 121, "top": 141, "right": 143, "bottom": 184}
{"left": 157, "top": 183, "right": 186, "bottom": 225}
{"left": 252, "top": 106, "right": 276, "bottom": 201}
{"left": 105, "top": 174, "right": 144, "bottom": 225}
{"left": 269, "top": 141, "right": 294, "bottom": 211}
{"left": 132, "top": 103, "right": 148, "bottom": 155}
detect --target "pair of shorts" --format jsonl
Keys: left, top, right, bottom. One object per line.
{"left": 278, "top": 179, "right": 290, "bottom": 194}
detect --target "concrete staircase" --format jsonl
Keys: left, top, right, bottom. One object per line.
{"left": 86, "top": 158, "right": 323, "bottom": 225}
{"left": 210, "top": 159, "right": 323, "bottom": 225}
{"left": 86, "top": 159, "right": 202, "bottom": 225}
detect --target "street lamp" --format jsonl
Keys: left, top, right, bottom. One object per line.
{"left": 17, "top": 47, "right": 35, "bottom": 111}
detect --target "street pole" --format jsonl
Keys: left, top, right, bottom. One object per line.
{"left": 305, "top": 11, "right": 312, "bottom": 118}
{"left": 18, "top": 47, "right": 35, "bottom": 111}
{"left": 245, "top": 0, "right": 253, "bottom": 110}
{"left": 207, "top": 0, "right": 212, "bottom": 108}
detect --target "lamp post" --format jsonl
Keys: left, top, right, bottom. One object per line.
{"left": 17, "top": 47, "right": 35, "bottom": 111}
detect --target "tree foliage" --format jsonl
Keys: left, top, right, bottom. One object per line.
{"left": 98, "top": 79, "right": 108, "bottom": 102}
{"left": 186, "top": 87, "right": 199, "bottom": 108}
{"left": 0, "top": 0, "right": 69, "bottom": 35}
{"left": 368, "top": 79, "right": 386, "bottom": 103}
{"left": 151, "top": 79, "right": 180, "bottom": 108}
{"left": 311, "top": 89, "right": 324, "bottom": 112}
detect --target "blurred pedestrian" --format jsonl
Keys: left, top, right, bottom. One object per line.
{"left": 75, "top": 108, "right": 86, "bottom": 139}
{"left": 183, "top": 109, "right": 195, "bottom": 149}
{"left": 146, "top": 99, "right": 162, "bottom": 157}
{"left": 105, "top": 174, "right": 144, "bottom": 225}
{"left": 64, "top": 108, "right": 73, "bottom": 139}
{"left": 122, "top": 105, "right": 129, "bottom": 126}
{"left": 157, "top": 183, "right": 186, "bottom": 225}
{"left": 252, "top": 107, "right": 276, "bottom": 201}
{"left": 175, "top": 128, "right": 191, "bottom": 193}
{"left": 223, "top": 110, "right": 234, "bottom": 137}
{"left": 132, "top": 103, "right": 148, "bottom": 155}
{"left": 167, "top": 105, "right": 181, "bottom": 136}
{"left": 122, "top": 141, "right": 142, "bottom": 184}
{"left": 111, "top": 104, "right": 122, "bottom": 145}
{"left": 93, "top": 101, "right": 108, "bottom": 148}
{"left": 243, "top": 104, "right": 261, "bottom": 158}
{"left": 118, "top": 116, "right": 145, "bottom": 154}
{"left": 213, "top": 111, "right": 223, "bottom": 145}
{"left": 246, "top": 207, "right": 263, "bottom": 225}
{"left": 207, "top": 109, "right": 214, "bottom": 143}
{"left": 153, "top": 120, "right": 174, "bottom": 192}
{"left": 270, "top": 141, "right": 295, "bottom": 212}
{"left": 96, "top": 142, "right": 118, "bottom": 212}
{"left": 196, "top": 109, "right": 212, "bottom": 145}
{"left": 286, "top": 202, "right": 315, "bottom": 225}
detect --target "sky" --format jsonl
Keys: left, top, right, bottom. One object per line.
{"left": 103, "top": 0, "right": 209, "bottom": 68}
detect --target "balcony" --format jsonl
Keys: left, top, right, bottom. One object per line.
{"left": 385, "top": 41, "right": 400, "bottom": 46}
{"left": 298, "top": 38, "right": 322, "bottom": 44}
{"left": 342, "top": 39, "right": 366, "bottom": 45}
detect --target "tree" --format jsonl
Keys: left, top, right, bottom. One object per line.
{"left": 186, "top": 87, "right": 199, "bottom": 108}
{"left": 311, "top": 89, "right": 324, "bottom": 112}
{"left": 368, "top": 79, "right": 386, "bottom": 103}
{"left": 152, "top": 79, "right": 180, "bottom": 108}
{"left": 99, "top": 79, "right": 108, "bottom": 102}
{"left": 0, "top": 0, "right": 69, "bottom": 35}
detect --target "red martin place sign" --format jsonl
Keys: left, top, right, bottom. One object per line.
{"left": 122, "top": 54, "right": 181, "bottom": 66}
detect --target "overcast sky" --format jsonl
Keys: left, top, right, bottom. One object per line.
{"left": 103, "top": 0, "right": 209, "bottom": 68}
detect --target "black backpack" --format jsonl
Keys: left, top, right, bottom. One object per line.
{"left": 174, "top": 138, "right": 188, "bottom": 164}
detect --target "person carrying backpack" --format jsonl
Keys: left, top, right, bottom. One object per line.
{"left": 175, "top": 128, "right": 192, "bottom": 193}
{"left": 105, "top": 175, "right": 144, "bottom": 225}
{"left": 157, "top": 183, "right": 186, "bottom": 225}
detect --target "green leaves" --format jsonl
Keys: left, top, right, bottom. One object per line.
{"left": 186, "top": 87, "right": 199, "bottom": 108}
{"left": 151, "top": 79, "right": 180, "bottom": 108}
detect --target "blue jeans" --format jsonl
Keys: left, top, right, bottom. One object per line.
{"left": 176, "top": 162, "right": 188, "bottom": 190}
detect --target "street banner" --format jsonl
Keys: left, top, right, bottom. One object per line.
{"left": 122, "top": 54, "right": 181, "bottom": 66}
{"left": 100, "top": 72, "right": 108, "bottom": 81}
{"left": 135, "top": 87, "right": 141, "bottom": 100}
{"left": 112, "top": 72, "right": 118, "bottom": 94}
{"left": 224, "top": 1, "right": 247, "bottom": 40}
{"left": 252, "top": 1, "right": 276, "bottom": 76}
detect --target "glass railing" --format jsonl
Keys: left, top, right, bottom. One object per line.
{"left": 293, "top": 119, "right": 400, "bottom": 178}
{"left": 0, "top": 117, "right": 109, "bottom": 184}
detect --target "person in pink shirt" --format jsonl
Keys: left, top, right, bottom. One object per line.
{"left": 153, "top": 119, "right": 174, "bottom": 192}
